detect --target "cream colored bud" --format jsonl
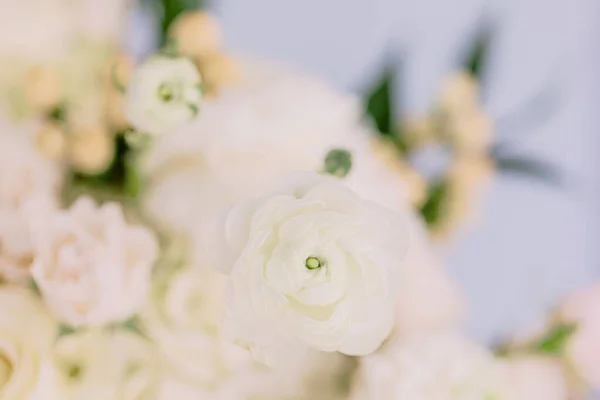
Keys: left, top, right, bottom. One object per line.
{"left": 35, "top": 122, "right": 66, "bottom": 161}
{"left": 24, "top": 66, "right": 62, "bottom": 112}
{"left": 439, "top": 71, "right": 479, "bottom": 116}
{"left": 370, "top": 138, "right": 428, "bottom": 208}
{"left": 105, "top": 52, "right": 135, "bottom": 92}
{"left": 197, "top": 51, "right": 240, "bottom": 96}
{"left": 398, "top": 165, "right": 428, "bottom": 208}
{"left": 68, "top": 127, "right": 115, "bottom": 174}
{"left": 401, "top": 117, "right": 436, "bottom": 149}
{"left": 105, "top": 88, "right": 129, "bottom": 130}
{"left": 429, "top": 155, "right": 494, "bottom": 239}
{"left": 168, "top": 11, "right": 221, "bottom": 57}
{"left": 448, "top": 109, "right": 494, "bottom": 155}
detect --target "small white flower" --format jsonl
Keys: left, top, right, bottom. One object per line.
{"left": 0, "top": 286, "right": 65, "bottom": 399}
{"left": 125, "top": 55, "right": 203, "bottom": 136}
{"left": 352, "top": 332, "right": 506, "bottom": 400}
{"left": 204, "top": 172, "right": 409, "bottom": 366}
{"left": 31, "top": 196, "right": 158, "bottom": 327}
{"left": 53, "top": 329, "right": 158, "bottom": 400}
{"left": 0, "top": 132, "right": 62, "bottom": 283}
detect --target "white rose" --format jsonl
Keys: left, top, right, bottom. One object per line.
{"left": 499, "top": 355, "right": 568, "bottom": 400}
{"left": 73, "top": 0, "right": 131, "bottom": 41}
{"left": 0, "top": 132, "right": 62, "bottom": 283}
{"left": 141, "top": 265, "right": 253, "bottom": 386}
{"left": 30, "top": 196, "right": 158, "bottom": 327}
{"left": 204, "top": 172, "right": 409, "bottom": 366}
{"left": 0, "top": 286, "right": 64, "bottom": 399}
{"left": 125, "top": 55, "right": 203, "bottom": 136}
{"left": 0, "top": 0, "right": 72, "bottom": 62}
{"left": 352, "top": 331, "right": 506, "bottom": 400}
{"left": 142, "top": 264, "right": 346, "bottom": 399}
{"left": 53, "top": 329, "right": 158, "bottom": 400}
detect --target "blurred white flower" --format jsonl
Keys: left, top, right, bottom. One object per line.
{"left": 54, "top": 329, "right": 157, "bottom": 400}
{"left": 0, "top": 286, "right": 64, "bottom": 399}
{"left": 141, "top": 265, "right": 252, "bottom": 386}
{"left": 73, "top": 0, "right": 131, "bottom": 41}
{"left": 0, "top": 132, "right": 62, "bottom": 283}
{"left": 31, "top": 196, "right": 158, "bottom": 327}
{"left": 125, "top": 55, "right": 203, "bottom": 136}
{"left": 141, "top": 59, "right": 369, "bottom": 245}
{"left": 0, "top": 0, "right": 72, "bottom": 62}
{"left": 204, "top": 172, "right": 409, "bottom": 366}
{"left": 559, "top": 283, "right": 600, "bottom": 390}
{"left": 352, "top": 332, "right": 507, "bottom": 400}
{"left": 499, "top": 355, "right": 568, "bottom": 400}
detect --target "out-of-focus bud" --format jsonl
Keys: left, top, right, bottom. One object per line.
{"left": 197, "top": 51, "right": 240, "bottom": 96}
{"left": 125, "top": 55, "right": 203, "bottom": 136}
{"left": 448, "top": 109, "right": 494, "bottom": 155}
{"left": 168, "top": 11, "right": 221, "bottom": 58}
{"left": 24, "top": 66, "right": 62, "bottom": 112}
{"left": 107, "top": 52, "right": 135, "bottom": 92}
{"left": 67, "top": 127, "right": 115, "bottom": 174}
{"left": 35, "top": 121, "right": 66, "bottom": 161}
{"left": 370, "top": 138, "right": 428, "bottom": 208}
{"left": 438, "top": 71, "right": 479, "bottom": 116}
{"left": 401, "top": 117, "right": 436, "bottom": 149}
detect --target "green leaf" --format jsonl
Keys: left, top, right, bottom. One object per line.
{"left": 58, "top": 325, "right": 77, "bottom": 338}
{"left": 364, "top": 69, "right": 394, "bottom": 137}
{"left": 493, "top": 152, "right": 563, "bottom": 187}
{"left": 534, "top": 323, "right": 577, "bottom": 355}
{"left": 463, "top": 25, "right": 493, "bottom": 79}
{"left": 122, "top": 316, "right": 147, "bottom": 338}
{"left": 419, "top": 180, "right": 448, "bottom": 226}
{"left": 160, "top": 0, "right": 204, "bottom": 45}
{"left": 323, "top": 149, "right": 352, "bottom": 178}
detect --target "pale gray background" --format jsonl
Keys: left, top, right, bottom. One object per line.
{"left": 209, "top": 0, "right": 600, "bottom": 343}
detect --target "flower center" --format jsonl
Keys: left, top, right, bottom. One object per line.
{"left": 305, "top": 256, "right": 323, "bottom": 270}
{"left": 158, "top": 82, "right": 179, "bottom": 102}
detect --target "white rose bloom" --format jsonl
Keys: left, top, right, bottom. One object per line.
{"left": 204, "top": 172, "right": 409, "bottom": 366}
{"left": 142, "top": 264, "right": 351, "bottom": 399}
{"left": 54, "top": 329, "right": 158, "bottom": 400}
{"left": 125, "top": 55, "right": 203, "bottom": 136}
{"left": 30, "top": 196, "right": 158, "bottom": 327}
{"left": 498, "top": 356, "right": 568, "bottom": 400}
{"left": 73, "top": 0, "right": 131, "bottom": 41}
{"left": 0, "top": 0, "right": 72, "bottom": 62}
{"left": 0, "top": 286, "right": 64, "bottom": 399}
{"left": 142, "top": 59, "right": 464, "bottom": 336}
{"left": 352, "top": 332, "right": 507, "bottom": 400}
{"left": 141, "top": 265, "right": 253, "bottom": 386}
{"left": 0, "top": 132, "right": 62, "bottom": 283}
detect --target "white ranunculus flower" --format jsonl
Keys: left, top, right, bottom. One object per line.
{"left": 141, "top": 59, "right": 464, "bottom": 337}
{"left": 204, "top": 172, "right": 409, "bottom": 366}
{"left": 0, "top": 132, "right": 62, "bottom": 283}
{"left": 352, "top": 331, "right": 507, "bottom": 400}
{"left": 30, "top": 196, "right": 158, "bottom": 327}
{"left": 125, "top": 55, "right": 203, "bottom": 136}
{"left": 53, "top": 329, "right": 158, "bottom": 400}
{"left": 0, "top": 286, "right": 64, "bottom": 399}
